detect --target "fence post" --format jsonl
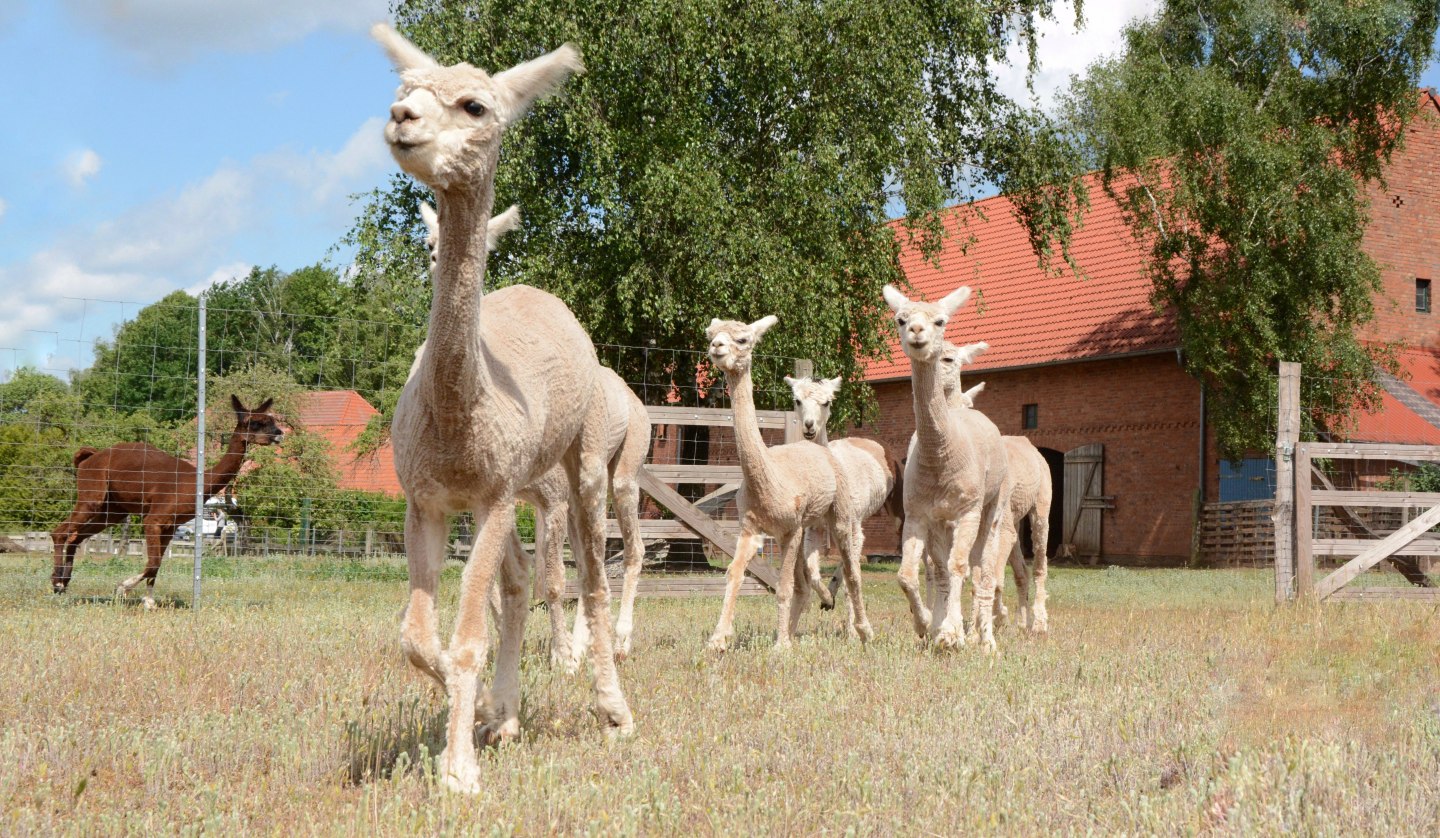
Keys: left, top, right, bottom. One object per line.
{"left": 1274, "top": 361, "right": 1299, "bottom": 603}
{"left": 785, "top": 359, "right": 813, "bottom": 445}
{"left": 1295, "top": 442, "right": 1314, "bottom": 598}
{"left": 193, "top": 296, "right": 207, "bottom": 608}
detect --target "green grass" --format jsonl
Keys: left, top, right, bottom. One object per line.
{"left": 2, "top": 553, "right": 1438, "bottom": 835}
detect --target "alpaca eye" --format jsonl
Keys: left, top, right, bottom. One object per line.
{"left": 941, "top": 357, "right": 955, "bottom": 363}
{"left": 463, "top": 100, "right": 487, "bottom": 117}
{"left": 933, "top": 319, "right": 945, "bottom": 327}
{"left": 896, "top": 317, "right": 907, "bottom": 326}
{"left": 736, "top": 337, "right": 748, "bottom": 344}
{"left": 819, "top": 400, "right": 830, "bottom": 407}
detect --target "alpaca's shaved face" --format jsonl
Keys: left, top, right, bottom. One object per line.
{"left": 786, "top": 376, "right": 841, "bottom": 441}
{"left": 937, "top": 345, "right": 964, "bottom": 395}
{"left": 883, "top": 284, "right": 972, "bottom": 364}
{"left": 386, "top": 67, "right": 505, "bottom": 190}
{"left": 707, "top": 316, "right": 777, "bottom": 375}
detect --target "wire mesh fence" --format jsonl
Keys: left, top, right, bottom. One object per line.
{"left": 0, "top": 297, "right": 806, "bottom": 588}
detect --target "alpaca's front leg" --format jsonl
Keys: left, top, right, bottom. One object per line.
{"left": 801, "top": 529, "right": 834, "bottom": 609}
{"left": 896, "top": 517, "right": 932, "bottom": 638}
{"left": 786, "top": 531, "right": 812, "bottom": 640}
{"left": 480, "top": 526, "right": 532, "bottom": 745}
{"left": 969, "top": 503, "right": 1014, "bottom": 654}
{"left": 708, "top": 528, "right": 763, "bottom": 652}
{"left": 612, "top": 470, "right": 645, "bottom": 661}
{"left": 936, "top": 505, "right": 982, "bottom": 649}
{"left": 437, "top": 503, "right": 513, "bottom": 794}
{"left": 531, "top": 499, "right": 574, "bottom": 671}
{"left": 568, "top": 456, "right": 633, "bottom": 736}
{"left": 926, "top": 533, "right": 954, "bottom": 640}
{"left": 773, "top": 529, "right": 803, "bottom": 649}
{"left": 400, "top": 503, "right": 449, "bottom": 688}
{"left": 837, "top": 521, "right": 873, "bottom": 642}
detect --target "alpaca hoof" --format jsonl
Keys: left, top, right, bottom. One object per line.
{"left": 933, "top": 625, "right": 966, "bottom": 650}
{"left": 614, "top": 633, "right": 633, "bottom": 662}
{"left": 141, "top": 597, "right": 157, "bottom": 611}
{"left": 437, "top": 749, "right": 481, "bottom": 795}
{"left": 855, "top": 621, "right": 875, "bottom": 643}
{"left": 603, "top": 713, "right": 636, "bottom": 740}
{"left": 113, "top": 586, "right": 126, "bottom": 601}
{"left": 705, "top": 634, "right": 730, "bottom": 653}
{"left": 1031, "top": 617, "right": 1049, "bottom": 635}
{"left": 480, "top": 718, "right": 520, "bottom": 747}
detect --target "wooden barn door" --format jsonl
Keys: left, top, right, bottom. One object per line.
{"left": 1063, "top": 443, "right": 1107, "bottom": 561}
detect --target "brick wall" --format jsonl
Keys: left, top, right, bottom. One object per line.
{"left": 1361, "top": 98, "right": 1440, "bottom": 350}
{"left": 848, "top": 353, "right": 1205, "bottom": 563}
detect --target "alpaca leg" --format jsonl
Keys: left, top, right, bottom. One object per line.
{"left": 568, "top": 458, "right": 633, "bottom": 737}
{"left": 612, "top": 471, "right": 645, "bottom": 661}
{"left": 936, "top": 506, "right": 983, "bottom": 649}
{"left": 826, "top": 566, "right": 844, "bottom": 611}
{"left": 927, "top": 528, "right": 955, "bottom": 641}
{"left": 773, "top": 529, "right": 803, "bottom": 650}
{"left": 840, "top": 522, "right": 873, "bottom": 642}
{"left": 788, "top": 534, "right": 812, "bottom": 638}
{"left": 803, "top": 529, "right": 835, "bottom": 610}
{"left": 51, "top": 510, "right": 106, "bottom": 594}
{"left": 479, "top": 527, "right": 532, "bottom": 745}
{"left": 708, "top": 528, "right": 763, "bottom": 652}
{"left": 1030, "top": 509, "right": 1051, "bottom": 635}
{"left": 565, "top": 514, "right": 591, "bottom": 673}
{"left": 895, "top": 517, "right": 932, "bottom": 639}
{"left": 534, "top": 499, "right": 574, "bottom": 670}
{"left": 400, "top": 503, "right": 449, "bottom": 689}
{"left": 970, "top": 504, "right": 1014, "bottom": 654}
{"left": 437, "top": 503, "right": 513, "bottom": 794}
{"left": 1008, "top": 535, "right": 1032, "bottom": 631}
{"left": 117, "top": 521, "right": 164, "bottom": 608}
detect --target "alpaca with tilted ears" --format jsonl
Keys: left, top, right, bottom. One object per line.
{"left": 373, "top": 23, "right": 630, "bottom": 795}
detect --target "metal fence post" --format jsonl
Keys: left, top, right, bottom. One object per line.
{"left": 194, "top": 297, "right": 207, "bottom": 608}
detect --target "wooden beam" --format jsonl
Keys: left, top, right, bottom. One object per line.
{"left": 1328, "top": 587, "right": 1440, "bottom": 602}
{"left": 644, "top": 405, "right": 789, "bottom": 429}
{"left": 1313, "top": 538, "right": 1440, "bottom": 557}
{"left": 1311, "top": 489, "right": 1440, "bottom": 509}
{"left": 636, "top": 467, "right": 779, "bottom": 590}
{"left": 1295, "top": 442, "right": 1314, "bottom": 599}
{"left": 1274, "top": 361, "right": 1299, "bottom": 603}
{"left": 1301, "top": 442, "right": 1440, "bottom": 461}
{"left": 604, "top": 519, "right": 740, "bottom": 539}
{"left": 1314, "top": 502, "right": 1440, "bottom": 599}
{"left": 643, "top": 464, "right": 744, "bottom": 483}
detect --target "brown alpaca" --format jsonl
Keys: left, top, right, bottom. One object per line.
{"left": 50, "top": 396, "right": 283, "bottom": 607}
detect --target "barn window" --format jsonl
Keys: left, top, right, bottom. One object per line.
{"left": 1021, "top": 403, "right": 1038, "bottom": 429}
{"left": 1418, "top": 278, "right": 1432, "bottom": 313}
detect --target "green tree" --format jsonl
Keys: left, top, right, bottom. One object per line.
{"left": 1066, "top": 0, "right": 1438, "bottom": 457}
{"left": 349, "top": 0, "right": 1087, "bottom": 423}
{"left": 73, "top": 290, "right": 200, "bottom": 423}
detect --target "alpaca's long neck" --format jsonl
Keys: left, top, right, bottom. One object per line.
{"left": 912, "top": 360, "right": 967, "bottom": 470}
{"left": 419, "top": 183, "right": 497, "bottom": 417}
{"left": 202, "top": 434, "right": 250, "bottom": 499}
{"left": 814, "top": 410, "right": 831, "bottom": 445}
{"left": 728, "top": 368, "right": 784, "bottom": 501}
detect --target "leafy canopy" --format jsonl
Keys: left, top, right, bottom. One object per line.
{"left": 350, "top": 0, "right": 1086, "bottom": 422}
{"left": 1066, "top": 0, "right": 1438, "bottom": 457}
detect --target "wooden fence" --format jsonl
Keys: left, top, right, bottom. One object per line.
{"left": 1198, "top": 500, "right": 1274, "bottom": 566}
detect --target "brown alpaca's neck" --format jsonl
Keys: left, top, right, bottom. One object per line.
{"left": 202, "top": 434, "right": 250, "bottom": 498}
{"left": 420, "top": 181, "right": 498, "bottom": 418}
{"left": 911, "top": 360, "right": 968, "bottom": 471}
{"left": 727, "top": 368, "right": 784, "bottom": 503}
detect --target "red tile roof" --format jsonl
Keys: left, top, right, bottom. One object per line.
{"left": 1341, "top": 348, "right": 1440, "bottom": 445}
{"left": 865, "top": 173, "right": 1176, "bottom": 382}
{"left": 294, "top": 390, "right": 403, "bottom": 496}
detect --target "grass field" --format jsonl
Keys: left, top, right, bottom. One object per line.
{"left": 2, "top": 553, "right": 1438, "bottom": 835}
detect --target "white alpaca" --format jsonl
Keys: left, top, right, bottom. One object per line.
{"left": 783, "top": 375, "right": 902, "bottom": 630}
{"left": 373, "top": 24, "right": 630, "bottom": 795}
{"left": 884, "top": 284, "right": 1015, "bottom": 652}
{"left": 412, "top": 203, "right": 651, "bottom": 668}
{"left": 936, "top": 342, "right": 1052, "bottom": 634}
{"left": 705, "top": 316, "right": 871, "bottom": 650}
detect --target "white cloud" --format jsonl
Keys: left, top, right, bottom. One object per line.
{"left": 262, "top": 117, "right": 389, "bottom": 213}
{"left": 62, "top": 148, "right": 103, "bottom": 188}
{"left": 187, "top": 262, "right": 254, "bottom": 296}
{"left": 0, "top": 197, "right": 8, "bottom": 223}
{"left": 991, "top": 0, "right": 1160, "bottom": 111}
{"left": 62, "top": 0, "right": 390, "bottom": 68}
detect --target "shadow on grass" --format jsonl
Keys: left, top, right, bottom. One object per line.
{"left": 65, "top": 594, "right": 193, "bottom": 609}
{"left": 343, "top": 695, "right": 447, "bottom": 786}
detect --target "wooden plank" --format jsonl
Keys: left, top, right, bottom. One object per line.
{"left": 1315, "top": 503, "right": 1440, "bottom": 599}
{"left": 1295, "top": 443, "right": 1314, "bottom": 598}
{"left": 603, "top": 519, "right": 740, "bottom": 539}
{"left": 1313, "top": 538, "right": 1440, "bottom": 556}
{"left": 562, "top": 575, "right": 769, "bottom": 599}
{"left": 1301, "top": 442, "right": 1440, "bottom": 461}
{"left": 644, "top": 405, "right": 789, "bottom": 429}
{"left": 1311, "top": 490, "right": 1440, "bottom": 508}
{"left": 1274, "top": 361, "right": 1299, "bottom": 602}
{"left": 636, "top": 467, "right": 779, "bottom": 590}
{"left": 643, "top": 464, "right": 744, "bottom": 483}
{"left": 1328, "top": 587, "right": 1440, "bottom": 602}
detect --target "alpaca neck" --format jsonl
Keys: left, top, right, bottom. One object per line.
{"left": 813, "top": 412, "right": 831, "bottom": 446}
{"left": 419, "top": 182, "right": 498, "bottom": 417}
{"left": 911, "top": 360, "right": 967, "bottom": 470}
{"left": 727, "top": 367, "right": 784, "bottom": 502}
{"left": 203, "top": 434, "right": 250, "bottom": 499}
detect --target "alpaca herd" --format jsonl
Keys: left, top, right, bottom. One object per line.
{"left": 44, "top": 24, "right": 1055, "bottom": 794}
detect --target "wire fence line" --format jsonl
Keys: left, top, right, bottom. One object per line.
{"left": 0, "top": 297, "right": 806, "bottom": 589}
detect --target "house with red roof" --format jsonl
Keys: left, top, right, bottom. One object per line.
{"left": 852, "top": 92, "right": 1440, "bottom": 563}
{"left": 292, "top": 390, "right": 402, "bottom": 496}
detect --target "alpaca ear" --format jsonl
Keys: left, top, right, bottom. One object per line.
{"left": 748, "top": 315, "right": 778, "bottom": 339}
{"left": 706, "top": 318, "right": 724, "bottom": 339}
{"left": 419, "top": 202, "right": 439, "bottom": 236}
{"left": 783, "top": 375, "right": 798, "bottom": 387}
{"left": 230, "top": 394, "right": 246, "bottom": 414}
{"left": 371, "top": 23, "right": 441, "bottom": 73}
{"left": 937, "top": 286, "right": 973, "bottom": 318}
{"left": 882, "top": 285, "right": 909, "bottom": 312}
{"left": 486, "top": 204, "right": 521, "bottom": 251}
{"left": 954, "top": 341, "right": 990, "bottom": 364}
{"left": 256, "top": 398, "right": 274, "bottom": 413}
{"left": 823, "top": 377, "right": 843, "bottom": 396}
{"left": 492, "top": 44, "right": 584, "bottom": 125}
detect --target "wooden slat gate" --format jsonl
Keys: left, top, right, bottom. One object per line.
{"left": 1062, "top": 443, "right": 1111, "bottom": 561}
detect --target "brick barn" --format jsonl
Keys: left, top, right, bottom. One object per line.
{"left": 851, "top": 90, "right": 1440, "bottom": 564}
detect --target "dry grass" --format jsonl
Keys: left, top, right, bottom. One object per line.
{"left": 2, "top": 554, "right": 1438, "bottom": 835}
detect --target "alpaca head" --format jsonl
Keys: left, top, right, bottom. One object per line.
{"left": 229, "top": 395, "right": 283, "bottom": 446}
{"left": 956, "top": 381, "right": 985, "bottom": 408}
{"left": 882, "top": 284, "right": 972, "bottom": 363}
{"left": 373, "top": 23, "right": 583, "bottom": 191}
{"left": 937, "top": 340, "right": 989, "bottom": 397}
{"left": 418, "top": 201, "right": 520, "bottom": 270}
{"left": 706, "top": 315, "right": 777, "bottom": 376}
{"left": 784, "top": 375, "right": 842, "bottom": 441}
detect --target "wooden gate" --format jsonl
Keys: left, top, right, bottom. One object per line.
{"left": 1062, "top": 443, "right": 1110, "bottom": 561}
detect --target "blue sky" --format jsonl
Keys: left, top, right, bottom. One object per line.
{"left": 1, "top": 1, "right": 1437, "bottom": 379}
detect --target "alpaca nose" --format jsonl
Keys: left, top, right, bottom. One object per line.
{"left": 803, "top": 419, "right": 815, "bottom": 430}
{"left": 391, "top": 100, "right": 420, "bottom": 123}
{"left": 908, "top": 323, "right": 926, "bottom": 339}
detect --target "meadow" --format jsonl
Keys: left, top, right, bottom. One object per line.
{"left": 1, "top": 553, "right": 1437, "bottom": 835}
